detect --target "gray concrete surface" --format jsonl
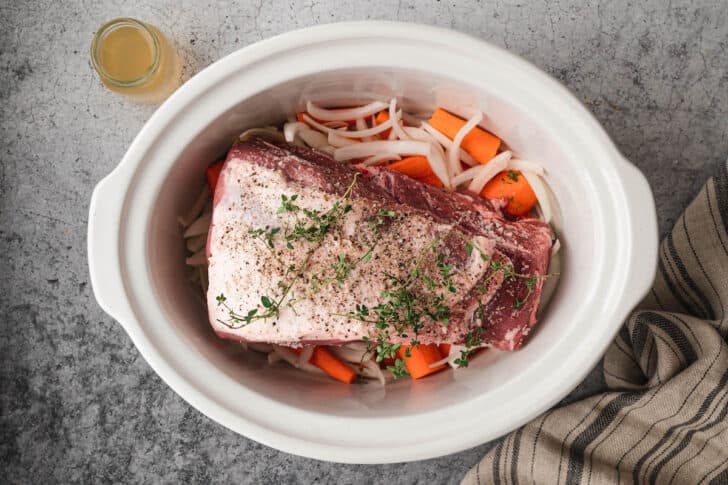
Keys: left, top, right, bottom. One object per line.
{"left": 1, "top": 1, "right": 727, "bottom": 483}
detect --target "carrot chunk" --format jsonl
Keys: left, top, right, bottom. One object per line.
{"left": 206, "top": 161, "right": 224, "bottom": 193}
{"left": 439, "top": 344, "right": 451, "bottom": 355}
{"left": 387, "top": 156, "right": 434, "bottom": 178}
{"left": 310, "top": 347, "right": 357, "bottom": 384}
{"left": 398, "top": 344, "right": 447, "bottom": 379}
{"left": 374, "top": 111, "right": 392, "bottom": 139}
{"left": 481, "top": 170, "right": 537, "bottom": 216}
{"left": 428, "top": 108, "right": 501, "bottom": 165}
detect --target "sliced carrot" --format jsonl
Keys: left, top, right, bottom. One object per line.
{"left": 428, "top": 108, "right": 501, "bottom": 165}
{"left": 310, "top": 347, "right": 357, "bottom": 384}
{"left": 439, "top": 344, "right": 451, "bottom": 355}
{"left": 386, "top": 156, "right": 434, "bottom": 178}
{"left": 206, "top": 161, "right": 224, "bottom": 193}
{"left": 481, "top": 170, "right": 537, "bottom": 216}
{"left": 417, "top": 173, "right": 444, "bottom": 188}
{"left": 374, "top": 111, "right": 392, "bottom": 139}
{"left": 398, "top": 344, "right": 447, "bottom": 380}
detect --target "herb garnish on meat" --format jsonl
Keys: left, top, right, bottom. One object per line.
{"left": 216, "top": 172, "right": 552, "bottom": 375}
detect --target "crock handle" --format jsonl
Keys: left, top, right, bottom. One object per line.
{"left": 87, "top": 169, "right": 136, "bottom": 329}
{"left": 616, "top": 159, "right": 659, "bottom": 308}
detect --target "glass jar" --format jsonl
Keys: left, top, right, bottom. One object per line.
{"left": 91, "top": 18, "right": 181, "bottom": 103}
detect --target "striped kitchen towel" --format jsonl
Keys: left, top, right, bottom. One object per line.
{"left": 463, "top": 160, "right": 728, "bottom": 485}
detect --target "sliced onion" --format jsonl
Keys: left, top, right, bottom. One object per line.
{"left": 283, "top": 122, "right": 308, "bottom": 142}
{"left": 452, "top": 164, "right": 488, "bottom": 187}
{"left": 183, "top": 211, "right": 212, "bottom": 238}
{"left": 328, "top": 345, "right": 369, "bottom": 364}
{"left": 342, "top": 341, "right": 371, "bottom": 352}
{"left": 248, "top": 343, "right": 274, "bottom": 353}
{"left": 404, "top": 126, "right": 448, "bottom": 163}
{"left": 509, "top": 159, "right": 545, "bottom": 176}
{"left": 185, "top": 248, "right": 207, "bottom": 266}
{"left": 401, "top": 126, "right": 430, "bottom": 141}
{"left": 404, "top": 126, "right": 449, "bottom": 178}
{"left": 355, "top": 118, "right": 375, "bottom": 142}
{"left": 323, "top": 121, "right": 349, "bottom": 129}
{"left": 303, "top": 113, "right": 397, "bottom": 139}
{"left": 389, "top": 98, "right": 410, "bottom": 140}
{"left": 359, "top": 153, "right": 402, "bottom": 166}
{"left": 306, "top": 100, "right": 387, "bottom": 121}
{"left": 271, "top": 345, "right": 324, "bottom": 374}
{"left": 447, "top": 345, "right": 468, "bottom": 368}
{"left": 186, "top": 233, "right": 207, "bottom": 253}
{"left": 178, "top": 185, "right": 210, "bottom": 227}
{"left": 357, "top": 359, "right": 389, "bottom": 386}
{"left": 428, "top": 355, "right": 450, "bottom": 369}
{"left": 520, "top": 170, "right": 552, "bottom": 223}
{"left": 318, "top": 145, "right": 336, "bottom": 155}
{"left": 539, "top": 248, "right": 561, "bottom": 313}
{"left": 551, "top": 238, "right": 561, "bottom": 258}
{"left": 449, "top": 111, "right": 483, "bottom": 177}
{"left": 297, "top": 128, "right": 328, "bottom": 149}
{"left": 271, "top": 346, "right": 299, "bottom": 366}
{"left": 403, "top": 126, "right": 450, "bottom": 189}
{"left": 467, "top": 151, "right": 511, "bottom": 193}
{"left": 333, "top": 140, "right": 431, "bottom": 161}
{"left": 394, "top": 124, "right": 449, "bottom": 186}
{"left": 239, "top": 127, "right": 285, "bottom": 142}
{"left": 421, "top": 122, "right": 477, "bottom": 166}
{"left": 328, "top": 132, "right": 360, "bottom": 147}
{"left": 427, "top": 147, "right": 452, "bottom": 189}
{"left": 298, "top": 345, "right": 315, "bottom": 367}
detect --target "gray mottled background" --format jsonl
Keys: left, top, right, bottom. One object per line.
{"left": 1, "top": 0, "right": 727, "bottom": 483}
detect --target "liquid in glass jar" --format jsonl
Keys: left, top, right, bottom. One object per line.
{"left": 91, "top": 18, "right": 181, "bottom": 103}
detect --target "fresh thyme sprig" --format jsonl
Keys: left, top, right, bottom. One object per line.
{"left": 342, "top": 235, "right": 461, "bottom": 378}
{"left": 346, "top": 232, "right": 557, "bottom": 372}
{"left": 453, "top": 328, "right": 485, "bottom": 368}
{"left": 387, "top": 358, "right": 409, "bottom": 379}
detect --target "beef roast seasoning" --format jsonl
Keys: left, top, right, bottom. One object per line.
{"left": 206, "top": 138, "right": 551, "bottom": 350}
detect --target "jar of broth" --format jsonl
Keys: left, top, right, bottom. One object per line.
{"left": 91, "top": 18, "right": 181, "bottom": 103}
